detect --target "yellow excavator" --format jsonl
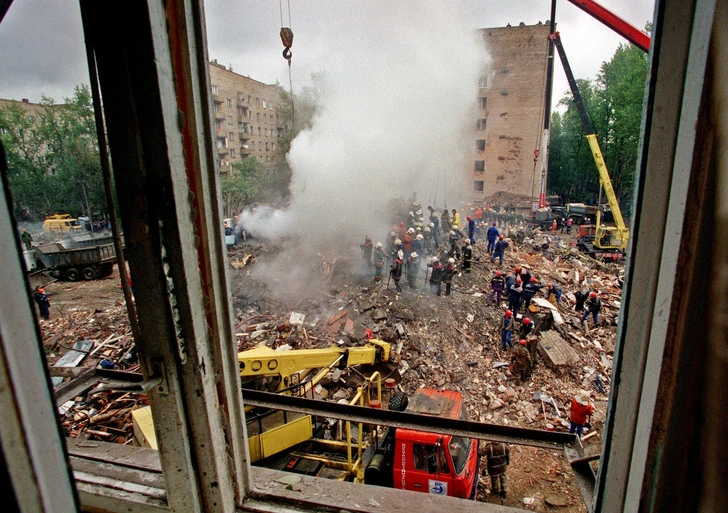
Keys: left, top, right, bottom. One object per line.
{"left": 132, "top": 340, "right": 391, "bottom": 464}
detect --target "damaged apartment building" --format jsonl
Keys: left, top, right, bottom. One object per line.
{"left": 1, "top": 1, "right": 727, "bottom": 513}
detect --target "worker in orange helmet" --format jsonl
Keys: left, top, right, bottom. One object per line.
{"left": 581, "top": 291, "right": 602, "bottom": 331}
{"left": 33, "top": 286, "right": 50, "bottom": 320}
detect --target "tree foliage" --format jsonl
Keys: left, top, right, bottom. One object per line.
{"left": 548, "top": 42, "right": 648, "bottom": 217}
{"left": 0, "top": 85, "right": 106, "bottom": 221}
{"left": 220, "top": 157, "right": 265, "bottom": 216}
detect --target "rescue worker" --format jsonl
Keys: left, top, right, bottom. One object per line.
{"left": 441, "top": 209, "right": 451, "bottom": 234}
{"left": 407, "top": 211, "right": 416, "bottom": 230}
{"left": 466, "top": 216, "right": 476, "bottom": 244}
{"left": 402, "top": 228, "right": 415, "bottom": 259}
{"left": 547, "top": 283, "right": 563, "bottom": 307}
{"left": 581, "top": 291, "right": 602, "bottom": 330}
{"left": 521, "top": 277, "right": 544, "bottom": 312}
{"left": 507, "top": 278, "right": 523, "bottom": 315}
{"left": 491, "top": 235, "right": 506, "bottom": 264}
{"left": 448, "top": 230, "right": 461, "bottom": 259}
{"left": 406, "top": 252, "right": 420, "bottom": 290}
{"left": 373, "top": 242, "right": 386, "bottom": 281}
{"left": 428, "top": 208, "right": 440, "bottom": 248}
{"left": 462, "top": 242, "right": 473, "bottom": 273}
{"left": 33, "top": 286, "right": 50, "bottom": 320}
{"left": 427, "top": 256, "right": 443, "bottom": 296}
{"left": 566, "top": 217, "right": 573, "bottom": 234}
{"left": 479, "top": 441, "right": 510, "bottom": 498}
{"left": 512, "top": 339, "right": 530, "bottom": 385}
{"left": 423, "top": 226, "right": 433, "bottom": 254}
{"left": 574, "top": 289, "right": 589, "bottom": 312}
{"left": 360, "top": 235, "right": 373, "bottom": 266}
{"left": 486, "top": 223, "right": 500, "bottom": 253}
{"left": 390, "top": 250, "right": 404, "bottom": 292}
{"left": 488, "top": 270, "right": 505, "bottom": 304}
{"left": 451, "top": 209, "right": 464, "bottom": 238}
{"left": 412, "top": 233, "right": 425, "bottom": 257}
{"left": 517, "top": 266, "right": 533, "bottom": 286}
{"left": 500, "top": 309, "right": 515, "bottom": 350}
{"left": 414, "top": 210, "right": 424, "bottom": 229}
{"left": 569, "top": 391, "right": 595, "bottom": 437}
{"left": 520, "top": 318, "right": 539, "bottom": 367}
{"left": 442, "top": 257, "right": 456, "bottom": 296}
{"left": 386, "top": 231, "right": 397, "bottom": 256}
{"left": 551, "top": 219, "right": 557, "bottom": 234}
{"left": 21, "top": 229, "right": 33, "bottom": 250}
{"left": 392, "top": 238, "right": 403, "bottom": 259}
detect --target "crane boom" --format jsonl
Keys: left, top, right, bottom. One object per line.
{"left": 549, "top": 32, "right": 629, "bottom": 251}
{"left": 565, "top": 0, "right": 650, "bottom": 53}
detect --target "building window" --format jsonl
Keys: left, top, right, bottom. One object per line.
{"left": 258, "top": 127, "right": 262, "bottom": 136}
{"left": 238, "top": 92, "right": 244, "bottom": 102}
{"left": 476, "top": 140, "right": 485, "bottom": 151}
{"left": 265, "top": 128, "right": 268, "bottom": 136}
{"left": 211, "top": 85, "right": 218, "bottom": 94}
{"left": 475, "top": 161, "right": 485, "bottom": 172}
{"left": 265, "top": 142, "right": 269, "bottom": 151}
{"left": 257, "top": 113, "right": 261, "bottom": 122}
{"left": 479, "top": 97, "right": 487, "bottom": 110}
{"left": 230, "top": 149, "right": 236, "bottom": 158}
{"left": 226, "top": 99, "right": 231, "bottom": 108}
{"left": 227, "top": 115, "right": 233, "bottom": 125}
{"left": 272, "top": 143, "right": 276, "bottom": 151}
{"left": 258, "top": 142, "right": 262, "bottom": 150}
{"left": 228, "top": 131, "right": 235, "bottom": 141}
{"left": 474, "top": 181, "right": 484, "bottom": 192}
{"left": 256, "top": 97, "right": 260, "bottom": 106}
{"left": 262, "top": 100, "right": 266, "bottom": 108}
{"left": 266, "top": 156, "right": 270, "bottom": 163}
{"left": 477, "top": 119, "right": 487, "bottom": 131}
{"left": 479, "top": 75, "right": 488, "bottom": 88}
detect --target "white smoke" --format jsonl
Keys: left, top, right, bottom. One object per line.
{"left": 240, "top": 2, "right": 488, "bottom": 299}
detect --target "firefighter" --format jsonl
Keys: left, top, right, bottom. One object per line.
{"left": 442, "top": 257, "right": 456, "bottom": 296}
{"left": 360, "top": 235, "right": 373, "bottom": 266}
{"left": 423, "top": 226, "right": 433, "bottom": 254}
{"left": 390, "top": 251, "right": 404, "bottom": 292}
{"left": 512, "top": 339, "right": 530, "bottom": 385}
{"left": 406, "top": 252, "right": 420, "bottom": 290}
{"left": 412, "top": 233, "right": 425, "bottom": 257}
{"left": 441, "top": 209, "right": 451, "bottom": 234}
{"left": 479, "top": 441, "right": 510, "bottom": 498}
{"left": 462, "top": 242, "right": 473, "bottom": 273}
{"left": 33, "top": 286, "right": 50, "bottom": 320}
{"left": 448, "top": 230, "right": 461, "bottom": 259}
{"left": 373, "top": 242, "right": 386, "bottom": 281}
{"left": 427, "top": 256, "right": 443, "bottom": 296}
{"left": 451, "top": 209, "right": 463, "bottom": 237}
{"left": 488, "top": 270, "right": 505, "bottom": 304}
{"left": 500, "top": 309, "right": 515, "bottom": 350}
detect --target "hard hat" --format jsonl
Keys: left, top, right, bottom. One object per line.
{"left": 398, "top": 250, "right": 404, "bottom": 259}
{"left": 408, "top": 211, "right": 414, "bottom": 216}
{"left": 499, "top": 235, "right": 503, "bottom": 240}
{"left": 416, "top": 210, "right": 423, "bottom": 215}
{"left": 394, "top": 239, "right": 402, "bottom": 245}
{"left": 530, "top": 277, "right": 537, "bottom": 283}
{"left": 515, "top": 266, "right": 521, "bottom": 273}
{"left": 407, "top": 228, "right": 415, "bottom": 234}
{"left": 523, "top": 317, "right": 531, "bottom": 325}
{"left": 428, "top": 222, "right": 435, "bottom": 228}
{"left": 375, "top": 242, "right": 383, "bottom": 248}
{"left": 466, "top": 216, "right": 471, "bottom": 221}
{"left": 432, "top": 256, "right": 439, "bottom": 263}
{"left": 389, "top": 231, "right": 396, "bottom": 237}
{"left": 37, "top": 288, "right": 45, "bottom": 294}
{"left": 450, "top": 230, "right": 456, "bottom": 235}
{"left": 495, "top": 271, "right": 501, "bottom": 276}
{"left": 590, "top": 291, "right": 597, "bottom": 298}
{"left": 365, "top": 235, "right": 371, "bottom": 240}
{"left": 424, "top": 227, "right": 431, "bottom": 232}
{"left": 493, "top": 222, "right": 497, "bottom": 226}
{"left": 520, "top": 339, "right": 527, "bottom": 346}
{"left": 413, "top": 201, "right": 421, "bottom": 207}
{"left": 416, "top": 234, "right": 424, "bottom": 240}
{"left": 448, "top": 258, "right": 455, "bottom": 264}
{"left": 416, "top": 227, "right": 422, "bottom": 232}
{"left": 410, "top": 252, "right": 418, "bottom": 259}
{"left": 549, "top": 283, "right": 554, "bottom": 288}
{"left": 517, "top": 278, "right": 522, "bottom": 283}
{"left": 505, "top": 310, "right": 513, "bottom": 318}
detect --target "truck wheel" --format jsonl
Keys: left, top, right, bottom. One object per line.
{"left": 82, "top": 266, "right": 98, "bottom": 280}
{"left": 101, "top": 263, "right": 114, "bottom": 277}
{"left": 65, "top": 268, "right": 81, "bottom": 281}
{"left": 388, "top": 391, "right": 408, "bottom": 412}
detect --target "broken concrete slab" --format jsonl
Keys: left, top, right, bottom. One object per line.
{"left": 539, "top": 331, "right": 580, "bottom": 368}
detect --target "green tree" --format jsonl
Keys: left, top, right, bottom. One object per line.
{"left": 220, "top": 156, "right": 264, "bottom": 216}
{"left": 0, "top": 85, "right": 106, "bottom": 221}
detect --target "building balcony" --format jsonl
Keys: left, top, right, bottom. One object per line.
{"left": 238, "top": 115, "right": 249, "bottom": 123}
{"left": 212, "top": 94, "right": 223, "bottom": 104}
{"left": 238, "top": 105, "right": 249, "bottom": 115}
{"left": 217, "top": 146, "right": 229, "bottom": 155}
{"left": 214, "top": 111, "right": 225, "bottom": 120}
{"left": 219, "top": 164, "right": 231, "bottom": 173}
{"left": 216, "top": 130, "right": 226, "bottom": 139}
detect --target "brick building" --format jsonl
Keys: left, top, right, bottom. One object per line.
{"left": 471, "top": 22, "right": 551, "bottom": 203}
{"left": 208, "top": 61, "right": 284, "bottom": 177}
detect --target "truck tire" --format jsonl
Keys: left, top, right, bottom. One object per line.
{"left": 82, "top": 266, "right": 98, "bottom": 281}
{"left": 66, "top": 267, "right": 81, "bottom": 281}
{"left": 100, "top": 263, "right": 114, "bottom": 277}
{"left": 388, "top": 390, "right": 408, "bottom": 412}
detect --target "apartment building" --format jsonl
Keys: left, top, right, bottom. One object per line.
{"left": 471, "top": 22, "right": 551, "bottom": 203}
{"left": 208, "top": 60, "right": 284, "bottom": 176}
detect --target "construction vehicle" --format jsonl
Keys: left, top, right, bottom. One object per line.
{"left": 42, "top": 214, "right": 84, "bottom": 233}
{"left": 134, "top": 341, "right": 480, "bottom": 499}
{"left": 550, "top": 32, "right": 630, "bottom": 258}
{"left": 24, "top": 242, "right": 116, "bottom": 281}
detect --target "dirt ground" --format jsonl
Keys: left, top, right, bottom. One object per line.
{"left": 42, "top": 221, "right": 623, "bottom": 512}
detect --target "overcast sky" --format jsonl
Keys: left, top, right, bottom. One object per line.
{"left": 0, "top": 0, "right": 654, "bottom": 108}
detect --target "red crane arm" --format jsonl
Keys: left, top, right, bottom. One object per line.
{"left": 566, "top": 0, "right": 650, "bottom": 52}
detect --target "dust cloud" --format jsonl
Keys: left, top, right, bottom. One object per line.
{"left": 238, "top": 2, "right": 488, "bottom": 300}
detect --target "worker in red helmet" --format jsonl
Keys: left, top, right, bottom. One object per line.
{"left": 500, "top": 310, "right": 515, "bottom": 350}
{"left": 491, "top": 234, "right": 507, "bottom": 264}
{"left": 466, "top": 215, "right": 476, "bottom": 244}
{"left": 581, "top": 291, "right": 602, "bottom": 332}
{"left": 507, "top": 277, "right": 523, "bottom": 315}
{"left": 522, "top": 276, "right": 544, "bottom": 311}
{"left": 33, "top": 286, "right": 50, "bottom": 320}
{"left": 512, "top": 339, "right": 531, "bottom": 384}
{"left": 488, "top": 270, "right": 506, "bottom": 304}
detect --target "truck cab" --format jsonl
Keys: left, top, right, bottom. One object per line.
{"left": 392, "top": 389, "right": 478, "bottom": 499}
{"left": 43, "top": 214, "right": 83, "bottom": 233}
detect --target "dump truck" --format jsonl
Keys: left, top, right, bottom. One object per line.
{"left": 25, "top": 242, "right": 116, "bottom": 281}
